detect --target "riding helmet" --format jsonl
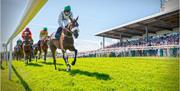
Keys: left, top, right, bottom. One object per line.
{"left": 64, "top": 5, "right": 71, "bottom": 12}
{"left": 43, "top": 27, "right": 48, "bottom": 31}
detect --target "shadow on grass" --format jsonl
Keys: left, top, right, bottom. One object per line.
{"left": 69, "top": 69, "right": 111, "bottom": 80}
{"left": 12, "top": 65, "right": 32, "bottom": 91}
{"left": 27, "top": 63, "right": 42, "bottom": 67}
{"left": 1, "top": 65, "right": 4, "bottom": 70}
{"left": 39, "top": 61, "right": 63, "bottom": 66}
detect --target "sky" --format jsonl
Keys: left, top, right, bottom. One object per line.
{"left": 14, "top": 0, "right": 161, "bottom": 52}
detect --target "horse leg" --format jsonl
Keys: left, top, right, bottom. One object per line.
{"left": 36, "top": 56, "right": 37, "bottom": 62}
{"left": 38, "top": 50, "right": 41, "bottom": 59}
{"left": 29, "top": 52, "right": 32, "bottom": 62}
{"left": 16, "top": 54, "right": 18, "bottom": 61}
{"left": 35, "top": 54, "right": 37, "bottom": 62}
{"left": 24, "top": 52, "right": 26, "bottom": 64}
{"left": 32, "top": 49, "right": 34, "bottom": 59}
{"left": 24, "top": 54, "right": 28, "bottom": 65}
{"left": 27, "top": 55, "right": 28, "bottom": 64}
{"left": 44, "top": 50, "right": 47, "bottom": 63}
{"left": 50, "top": 44, "right": 57, "bottom": 70}
{"left": 71, "top": 47, "right": 78, "bottom": 65}
{"left": 62, "top": 50, "right": 71, "bottom": 71}
{"left": 21, "top": 52, "right": 23, "bottom": 61}
{"left": 52, "top": 50, "right": 56, "bottom": 70}
{"left": 18, "top": 54, "right": 19, "bottom": 61}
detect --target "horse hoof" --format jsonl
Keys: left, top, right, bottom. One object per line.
{"left": 66, "top": 65, "right": 71, "bottom": 72}
{"left": 25, "top": 63, "right": 28, "bottom": 65}
{"left": 71, "top": 61, "right": 75, "bottom": 65}
{"left": 66, "top": 68, "right": 71, "bottom": 72}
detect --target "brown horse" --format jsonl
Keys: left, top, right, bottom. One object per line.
{"left": 14, "top": 44, "right": 23, "bottom": 61}
{"left": 49, "top": 16, "right": 79, "bottom": 71}
{"left": 23, "top": 33, "right": 32, "bottom": 64}
{"left": 38, "top": 37, "right": 48, "bottom": 62}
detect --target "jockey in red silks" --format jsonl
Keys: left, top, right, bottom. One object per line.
{"left": 22, "top": 27, "right": 32, "bottom": 42}
{"left": 22, "top": 27, "right": 34, "bottom": 57}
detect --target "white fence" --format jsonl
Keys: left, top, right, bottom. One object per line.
{"left": 55, "top": 45, "right": 180, "bottom": 58}
{"left": 1, "top": 0, "right": 47, "bottom": 80}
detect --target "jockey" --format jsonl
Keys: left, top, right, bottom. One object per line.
{"left": 38, "top": 27, "right": 48, "bottom": 47}
{"left": 22, "top": 27, "right": 32, "bottom": 42}
{"left": 55, "top": 5, "right": 74, "bottom": 39}
{"left": 40, "top": 27, "right": 48, "bottom": 40}
{"left": 16, "top": 38, "right": 22, "bottom": 46}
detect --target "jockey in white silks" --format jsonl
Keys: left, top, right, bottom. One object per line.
{"left": 55, "top": 5, "right": 74, "bottom": 39}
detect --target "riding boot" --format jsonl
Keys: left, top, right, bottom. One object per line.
{"left": 55, "top": 27, "right": 63, "bottom": 39}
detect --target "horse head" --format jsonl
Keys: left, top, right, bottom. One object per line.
{"left": 41, "top": 37, "right": 49, "bottom": 46}
{"left": 23, "top": 39, "right": 31, "bottom": 53}
{"left": 66, "top": 16, "right": 79, "bottom": 38}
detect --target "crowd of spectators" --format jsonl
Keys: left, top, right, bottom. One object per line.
{"left": 106, "top": 33, "right": 179, "bottom": 48}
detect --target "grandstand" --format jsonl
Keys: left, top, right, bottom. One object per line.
{"left": 1, "top": 1, "right": 179, "bottom": 91}
{"left": 75, "top": 0, "right": 180, "bottom": 57}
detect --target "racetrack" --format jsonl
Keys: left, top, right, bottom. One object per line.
{"left": 1, "top": 57, "right": 179, "bottom": 91}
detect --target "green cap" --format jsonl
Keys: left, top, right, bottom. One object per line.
{"left": 43, "top": 27, "right": 47, "bottom": 31}
{"left": 64, "top": 5, "right": 71, "bottom": 11}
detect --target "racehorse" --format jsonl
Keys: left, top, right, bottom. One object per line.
{"left": 23, "top": 32, "right": 32, "bottom": 64}
{"left": 14, "top": 44, "right": 23, "bottom": 61}
{"left": 49, "top": 16, "right": 79, "bottom": 71}
{"left": 38, "top": 37, "right": 48, "bottom": 62}
{"left": 33, "top": 44, "right": 39, "bottom": 62}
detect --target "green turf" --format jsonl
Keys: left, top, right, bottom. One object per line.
{"left": 1, "top": 57, "right": 179, "bottom": 91}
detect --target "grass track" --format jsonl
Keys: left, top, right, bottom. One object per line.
{"left": 1, "top": 57, "right": 179, "bottom": 91}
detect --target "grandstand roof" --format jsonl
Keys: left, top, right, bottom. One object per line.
{"left": 95, "top": 9, "right": 179, "bottom": 39}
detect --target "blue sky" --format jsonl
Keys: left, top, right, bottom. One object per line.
{"left": 15, "top": 0, "right": 161, "bottom": 52}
